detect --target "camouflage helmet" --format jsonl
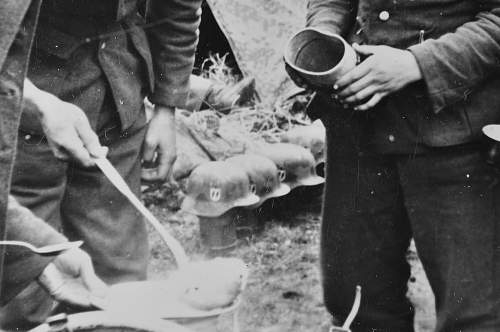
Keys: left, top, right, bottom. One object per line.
{"left": 280, "top": 120, "right": 326, "bottom": 164}
{"left": 250, "top": 143, "right": 325, "bottom": 189}
{"left": 182, "top": 161, "right": 260, "bottom": 217}
{"left": 225, "top": 154, "right": 290, "bottom": 205}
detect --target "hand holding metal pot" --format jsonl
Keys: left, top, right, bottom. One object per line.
{"left": 284, "top": 29, "right": 423, "bottom": 111}
{"left": 334, "top": 44, "right": 423, "bottom": 111}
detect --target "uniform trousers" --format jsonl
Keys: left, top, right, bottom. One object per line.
{"left": 321, "top": 114, "right": 500, "bottom": 332}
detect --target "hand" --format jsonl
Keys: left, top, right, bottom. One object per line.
{"left": 334, "top": 44, "right": 422, "bottom": 111}
{"left": 23, "top": 79, "right": 108, "bottom": 167}
{"left": 141, "top": 105, "right": 177, "bottom": 182}
{"left": 38, "top": 247, "right": 108, "bottom": 308}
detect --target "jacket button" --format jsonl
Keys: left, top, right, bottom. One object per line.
{"left": 378, "top": 11, "right": 390, "bottom": 22}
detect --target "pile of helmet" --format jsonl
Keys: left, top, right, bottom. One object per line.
{"left": 181, "top": 131, "right": 325, "bottom": 219}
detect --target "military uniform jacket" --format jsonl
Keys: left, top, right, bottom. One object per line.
{"left": 22, "top": 0, "right": 202, "bottom": 133}
{"left": 0, "top": 0, "right": 66, "bottom": 305}
{"left": 307, "top": 0, "right": 500, "bottom": 151}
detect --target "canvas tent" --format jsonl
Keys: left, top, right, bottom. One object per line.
{"left": 205, "top": 0, "right": 306, "bottom": 104}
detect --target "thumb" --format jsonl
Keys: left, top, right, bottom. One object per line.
{"left": 79, "top": 258, "right": 108, "bottom": 298}
{"left": 352, "top": 43, "right": 378, "bottom": 55}
{"left": 76, "top": 119, "right": 107, "bottom": 159}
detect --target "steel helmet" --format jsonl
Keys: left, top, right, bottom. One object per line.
{"left": 250, "top": 143, "right": 325, "bottom": 189}
{"left": 281, "top": 120, "right": 326, "bottom": 165}
{"left": 225, "top": 154, "right": 290, "bottom": 205}
{"left": 182, "top": 161, "right": 260, "bottom": 217}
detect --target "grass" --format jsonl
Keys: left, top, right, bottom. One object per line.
{"left": 143, "top": 186, "right": 435, "bottom": 332}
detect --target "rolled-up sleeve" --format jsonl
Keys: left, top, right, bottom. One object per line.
{"left": 408, "top": 3, "right": 500, "bottom": 113}
{"left": 1, "top": 196, "right": 66, "bottom": 305}
{"left": 306, "top": 0, "right": 356, "bottom": 36}
{"left": 147, "top": 0, "right": 203, "bottom": 108}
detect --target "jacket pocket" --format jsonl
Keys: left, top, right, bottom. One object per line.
{"left": 420, "top": 103, "right": 474, "bottom": 147}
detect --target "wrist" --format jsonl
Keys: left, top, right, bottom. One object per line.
{"left": 23, "top": 80, "right": 59, "bottom": 119}
{"left": 154, "top": 104, "right": 176, "bottom": 115}
{"left": 153, "top": 105, "right": 176, "bottom": 123}
{"left": 404, "top": 51, "right": 423, "bottom": 84}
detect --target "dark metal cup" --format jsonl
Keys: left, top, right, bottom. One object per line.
{"left": 284, "top": 28, "right": 357, "bottom": 87}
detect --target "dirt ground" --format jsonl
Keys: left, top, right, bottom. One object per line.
{"left": 144, "top": 184, "right": 436, "bottom": 332}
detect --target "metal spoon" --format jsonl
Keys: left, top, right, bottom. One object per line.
{"left": 0, "top": 240, "right": 83, "bottom": 256}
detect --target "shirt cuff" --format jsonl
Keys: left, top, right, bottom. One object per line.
{"left": 408, "top": 43, "right": 471, "bottom": 114}
{"left": 149, "top": 85, "right": 190, "bottom": 108}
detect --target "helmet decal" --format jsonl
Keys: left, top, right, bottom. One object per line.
{"left": 249, "top": 183, "right": 257, "bottom": 194}
{"left": 209, "top": 187, "right": 222, "bottom": 202}
{"left": 278, "top": 169, "right": 286, "bottom": 182}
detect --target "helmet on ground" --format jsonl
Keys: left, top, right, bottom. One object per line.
{"left": 250, "top": 143, "right": 325, "bottom": 189}
{"left": 225, "top": 154, "right": 290, "bottom": 205}
{"left": 280, "top": 120, "right": 325, "bottom": 164}
{"left": 182, "top": 161, "right": 260, "bottom": 217}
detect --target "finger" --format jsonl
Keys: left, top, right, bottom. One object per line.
{"left": 48, "top": 143, "right": 71, "bottom": 161}
{"left": 142, "top": 135, "right": 157, "bottom": 162}
{"left": 334, "top": 62, "right": 371, "bottom": 91}
{"left": 157, "top": 152, "right": 177, "bottom": 182}
{"left": 336, "top": 75, "right": 374, "bottom": 99}
{"left": 141, "top": 167, "right": 157, "bottom": 182}
{"left": 343, "top": 85, "right": 379, "bottom": 104}
{"left": 63, "top": 135, "right": 94, "bottom": 167}
{"left": 54, "top": 284, "right": 94, "bottom": 308}
{"left": 352, "top": 43, "right": 379, "bottom": 55}
{"left": 75, "top": 117, "right": 106, "bottom": 159}
{"left": 141, "top": 153, "right": 176, "bottom": 182}
{"left": 353, "top": 93, "right": 385, "bottom": 111}
{"left": 79, "top": 260, "right": 108, "bottom": 298}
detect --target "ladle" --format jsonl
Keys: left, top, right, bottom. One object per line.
{"left": 94, "top": 158, "right": 189, "bottom": 267}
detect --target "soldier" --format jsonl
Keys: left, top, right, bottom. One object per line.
{"left": 288, "top": 0, "right": 500, "bottom": 331}
{"left": 6, "top": 0, "right": 202, "bottom": 327}
{"left": 0, "top": 1, "right": 107, "bottom": 329}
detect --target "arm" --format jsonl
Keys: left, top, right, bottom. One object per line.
{"left": 306, "top": 0, "right": 357, "bottom": 36}
{"left": 23, "top": 79, "right": 107, "bottom": 166}
{"left": 2, "top": 196, "right": 107, "bottom": 307}
{"left": 147, "top": 0, "right": 202, "bottom": 108}
{"left": 142, "top": 0, "right": 203, "bottom": 182}
{"left": 1, "top": 196, "right": 66, "bottom": 304}
{"left": 408, "top": 3, "right": 500, "bottom": 113}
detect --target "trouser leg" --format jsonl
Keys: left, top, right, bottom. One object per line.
{"left": 61, "top": 112, "right": 148, "bottom": 284}
{"left": 398, "top": 146, "right": 500, "bottom": 332}
{"left": 321, "top": 116, "right": 414, "bottom": 332}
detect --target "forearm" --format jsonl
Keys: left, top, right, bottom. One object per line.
{"left": 408, "top": 6, "right": 500, "bottom": 112}
{"left": 1, "top": 196, "right": 66, "bottom": 305}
